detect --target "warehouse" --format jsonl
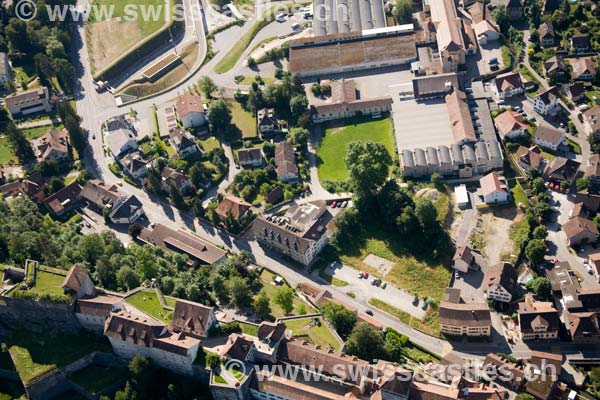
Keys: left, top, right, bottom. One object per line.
{"left": 312, "top": 0, "right": 386, "bottom": 36}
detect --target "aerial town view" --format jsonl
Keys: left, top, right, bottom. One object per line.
{"left": 1, "top": 0, "right": 600, "bottom": 398}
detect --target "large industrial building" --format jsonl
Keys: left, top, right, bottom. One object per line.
{"left": 312, "top": 0, "right": 386, "bottom": 36}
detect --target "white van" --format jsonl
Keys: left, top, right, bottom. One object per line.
{"left": 291, "top": 22, "right": 300, "bottom": 31}
{"left": 276, "top": 13, "right": 285, "bottom": 22}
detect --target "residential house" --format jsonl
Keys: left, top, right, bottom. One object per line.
{"left": 5, "top": 87, "right": 52, "bottom": 117}
{"left": 32, "top": 128, "right": 70, "bottom": 163}
{"left": 0, "top": 52, "right": 10, "bottom": 86}
{"left": 492, "top": 72, "right": 524, "bottom": 100}
{"left": 479, "top": 172, "right": 510, "bottom": 204}
{"left": 574, "top": 189, "right": 600, "bottom": 213}
{"left": 482, "top": 353, "right": 526, "bottom": 390}
{"left": 518, "top": 294, "right": 561, "bottom": 340}
{"left": 588, "top": 253, "right": 600, "bottom": 283}
{"left": 562, "top": 82, "right": 586, "bottom": 102}
{"left": 439, "top": 301, "right": 492, "bottom": 337}
{"left": 534, "top": 125, "right": 565, "bottom": 152}
{"left": 237, "top": 148, "right": 263, "bottom": 168}
{"left": 108, "top": 195, "right": 144, "bottom": 224}
{"left": 566, "top": 311, "right": 600, "bottom": 342}
{"left": 571, "top": 34, "right": 590, "bottom": 53}
{"left": 265, "top": 186, "right": 283, "bottom": 205}
{"left": 516, "top": 145, "right": 546, "bottom": 174}
{"left": 544, "top": 156, "right": 580, "bottom": 186}
{"left": 120, "top": 151, "right": 148, "bottom": 180}
{"left": 62, "top": 264, "right": 96, "bottom": 299}
{"left": 310, "top": 79, "right": 392, "bottom": 123}
{"left": 483, "top": 262, "right": 517, "bottom": 303}
{"left": 106, "top": 126, "right": 138, "bottom": 159}
{"left": 571, "top": 57, "right": 596, "bottom": 81}
{"left": 250, "top": 201, "right": 333, "bottom": 266}
{"left": 104, "top": 311, "right": 201, "bottom": 376}
{"left": 0, "top": 178, "right": 46, "bottom": 204}
{"left": 544, "top": 57, "right": 568, "bottom": 81}
{"left": 494, "top": 110, "right": 529, "bottom": 139}
{"left": 539, "top": 22, "right": 555, "bottom": 47}
{"left": 137, "top": 223, "right": 227, "bottom": 266}
{"left": 79, "top": 179, "right": 123, "bottom": 211}
{"left": 583, "top": 105, "right": 600, "bottom": 134}
{"left": 169, "top": 128, "right": 200, "bottom": 158}
{"left": 43, "top": 182, "right": 82, "bottom": 216}
{"left": 506, "top": 0, "right": 523, "bottom": 20}
{"left": 563, "top": 216, "right": 599, "bottom": 246}
{"left": 256, "top": 108, "right": 280, "bottom": 136}
{"left": 176, "top": 95, "right": 205, "bottom": 129}
{"left": 169, "top": 299, "right": 216, "bottom": 339}
{"left": 215, "top": 194, "right": 252, "bottom": 222}
{"left": 473, "top": 20, "right": 500, "bottom": 45}
{"left": 453, "top": 245, "right": 475, "bottom": 273}
{"left": 585, "top": 154, "right": 600, "bottom": 190}
{"left": 275, "top": 142, "right": 299, "bottom": 184}
{"left": 161, "top": 167, "right": 192, "bottom": 194}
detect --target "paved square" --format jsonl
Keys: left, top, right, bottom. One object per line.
{"left": 363, "top": 254, "right": 394, "bottom": 275}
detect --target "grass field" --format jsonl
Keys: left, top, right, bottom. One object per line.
{"left": 126, "top": 290, "right": 176, "bottom": 322}
{"left": 21, "top": 124, "right": 64, "bottom": 140}
{"left": 70, "top": 365, "right": 126, "bottom": 394}
{"left": 368, "top": 298, "right": 440, "bottom": 337}
{"left": 316, "top": 117, "right": 394, "bottom": 182}
{"left": 0, "top": 136, "right": 16, "bottom": 165}
{"left": 239, "top": 322, "right": 259, "bottom": 336}
{"left": 338, "top": 225, "right": 451, "bottom": 302}
{"left": 198, "top": 137, "right": 221, "bottom": 152}
{"left": 6, "top": 330, "right": 110, "bottom": 384}
{"left": 284, "top": 317, "right": 341, "bottom": 350}
{"left": 7, "top": 270, "right": 68, "bottom": 299}
{"left": 230, "top": 101, "right": 257, "bottom": 138}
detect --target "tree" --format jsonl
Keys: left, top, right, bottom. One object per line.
{"left": 532, "top": 225, "right": 548, "bottom": 240}
{"left": 576, "top": 177, "right": 589, "bottom": 191}
{"left": 415, "top": 198, "right": 438, "bottom": 231}
{"left": 226, "top": 276, "right": 251, "bottom": 308}
{"left": 331, "top": 208, "right": 362, "bottom": 251}
{"left": 493, "top": 6, "right": 510, "bottom": 34}
{"left": 56, "top": 102, "right": 86, "bottom": 155}
{"left": 345, "top": 322, "right": 387, "bottom": 361}
{"left": 531, "top": 177, "right": 546, "bottom": 195}
{"left": 207, "top": 100, "right": 232, "bottom": 132}
{"left": 117, "top": 266, "right": 140, "bottom": 290}
{"left": 430, "top": 172, "right": 443, "bottom": 189}
{"left": 6, "top": 123, "right": 34, "bottom": 163}
{"left": 589, "top": 367, "right": 600, "bottom": 395}
{"left": 345, "top": 142, "right": 392, "bottom": 196}
{"left": 526, "top": 277, "right": 552, "bottom": 299}
{"left": 198, "top": 76, "right": 218, "bottom": 99}
{"left": 525, "top": 239, "right": 546, "bottom": 264}
{"left": 206, "top": 353, "right": 221, "bottom": 369}
{"left": 253, "top": 290, "right": 272, "bottom": 320}
{"left": 169, "top": 184, "right": 186, "bottom": 209}
{"left": 384, "top": 329, "right": 409, "bottom": 362}
{"left": 274, "top": 287, "right": 295, "bottom": 315}
{"left": 289, "top": 127, "right": 309, "bottom": 148}
{"left": 289, "top": 95, "right": 308, "bottom": 120}
{"left": 321, "top": 301, "right": 357, "bottom": 337}
{"left": 129, "top": 355, "right": 152, "bottom": 389}
{"left": 394, "top": 0, "right": 414, "bottom": 24}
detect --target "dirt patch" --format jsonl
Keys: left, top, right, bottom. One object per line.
{"left": 475, "top": 206, "right": 518, "bottom": 266}
{"left": 415, "top": 187, "right": 440, "bottom": 202}
{"left": 86, "top": 20, "right": 145, "bottom": 74}
{"left": 363, "top": 254, "right": 394, "bottom": 275}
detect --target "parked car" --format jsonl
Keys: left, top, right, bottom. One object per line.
{"left": 380, "top": 282, "right": 387, "bottom": 289}
{"left": 365, "top": 309, "right": 374, "bottom": 316}
{"left": 412, "top": 296, "right": 419, "bottom": 306}
{"left": 331, "top": 201, "right": 337, "bottom": 208}
{"left": 357, "top": 272, "right": 364, "bottom": 279}
{"left": 422, "top": 302, "right": 428, "bottom": 310}
{"left": 341, "top": 201, "right": 348, "bottom": 208}
{"left": 454, "top": 271, "right": 460, "bottom": 279}
{"left": 362, "top": 272, "right": 369, "bottom": 279}
{"left": 488, "top": 57, "right": 498, "bottom": 65}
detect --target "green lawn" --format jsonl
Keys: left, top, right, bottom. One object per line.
{"left": 198, "top": 137, "right": 221, "bottom": 152}
{"left": 584, "top": 90, "right": 600, "bottom": 105}
{"left": 284, "top": 317, "right": 341, "bottom": 350}
{"left": 317, "top": 117, "right": 394, "bottom": 182}
{"left": 125, "top": 290, "right": 176, "bottom": 322}
{"left": 230, "top": 101, "right": 257, "bottom": 138}
{"left": 6, "top": 330, "right": 111, "bottom": 384}
{"left": 256, "top": 270, "right": 314, "bottom": 318}
{"left": 0, "top": 136, "right": 17, "bottom": 165}
{"left": 7, "top": 270, "right": 69, "bottom": 301}
{"left": 368, "top": 298, "right": 440, "bottom": 337}
{"left": 90, "top": 0, "right": 168, "bottom": 35}
{"left": 21, "top": 124, "right": 64, "bottom": 140}
{"left": 239, "top": 322, "right": 259, "bottom": 336}
{"left": 70, "top": 365, "right": 126, "bottom": 394}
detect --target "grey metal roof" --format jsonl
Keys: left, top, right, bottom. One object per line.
{"left": 463, "top": 145, "right": 476, "bottom": 164}
{"left": 487, "top": 140, "right": 502, "bottom": 159}
{"left": 451, "top": 144, "right": 464, "bottom": 165}
{"left": 414, "top": 148, "right": 427, "bottom": 166}
{"left": 426, "top": 147, "right": 439, "bottom": 166}
{"left": 313, "top": 0, "right": 327, "bottom": 36}
{"left": 475, "top": 141, "right": 489, "bottom": 161}
{"left": 401, "top": 150, "right": 414, "bottom": 167}
{"left": 313, "top": 0, "right": 386, "bottom": 36}
{"left": 438, "top": 146, "right": 451, "bottom": 164}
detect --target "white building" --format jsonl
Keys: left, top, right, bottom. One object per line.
{"left": 531, "top": 87, "right": 560, "bottom": 116}
{"left": 484, "top": 262, "right": 517, "bottom": 303}
{"left": 176, "top": 95, "right": 206, "bottom": 129}
{"left": 107, "top": 127, "right": 138, "bottom": 159}
{"left": 453, "top": 245, "right": 475, "bottom": 273}
{"left": 5, "top": 87, "right": 52, "bottom": 117}
{"left": 454, "top": 184, "right": 469, "bottom": 209}
{"left": 109, "top": 195, "right": 144, "bottom": 224}
{"left": 105, "top": 312, "right": 201, "bottom": 376}
{"left": 473, "top": 20, "right": 500, "bottom": 45}
{"left": 479, "top": 172, "right": 510, "bottom": 204}
{"left": 492, "top": 72, "right": 524, "bottom": 100}
{"left": 534, "top": 125, "right": 565, "bottom": 152}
